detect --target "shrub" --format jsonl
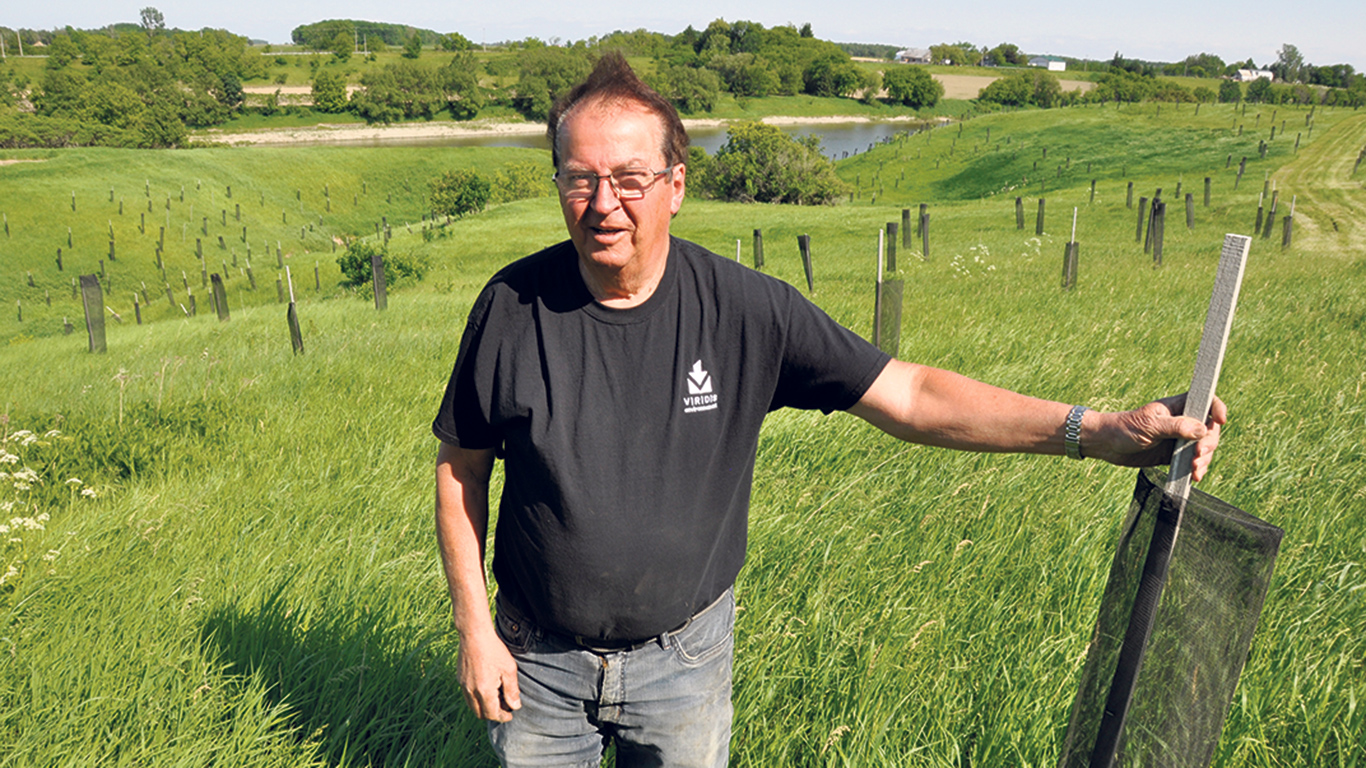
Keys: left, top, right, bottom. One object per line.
{"left": 429, "top": 169, "right": 491, "bottom": 217}
{"left": 700, "top": 121, "right": 846, "bottom": 205}
{"left": 491, "top": 161, "right": 552, "bottom": 204}
{"left": 335, "top": 240, "right": 428, "bottom": 287}
{"left": 883, "top": 66, "right": 943, "bottom": 108}
{"left": 1218, "top": 80, "right": 1242, "bottom": 103}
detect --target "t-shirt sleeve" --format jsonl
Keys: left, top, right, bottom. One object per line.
{"left": 770, "top": 287, "right": 891, "bottom": 414}
{"left": 432, "top": 286, "right": 501, "bottom": 449}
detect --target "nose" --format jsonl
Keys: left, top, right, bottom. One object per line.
{"left": 588, "top": 175, "right": 621, "bottom": 214}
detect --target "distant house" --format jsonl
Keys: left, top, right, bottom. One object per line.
{"left": 895, "top": 48, "right": 932, "bottom": 64}
{"left": 1234, "top": 69, "right": 1274, "bottom": 82}
{"left": 1029, "top": 56, "right": 1066, "bottom": 72}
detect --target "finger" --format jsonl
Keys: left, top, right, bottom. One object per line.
{"left": 1208, "top": 395, "right": 1228, "bottom": 425}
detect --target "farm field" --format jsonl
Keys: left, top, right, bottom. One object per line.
{"left": 1, "top": 102, "right": 1364, "bottom": 765}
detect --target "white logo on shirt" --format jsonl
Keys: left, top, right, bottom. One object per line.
{"left": 683, "top": 359, "right": 718, "bottom": 413}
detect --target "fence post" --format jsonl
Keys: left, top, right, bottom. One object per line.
{"left": 80, "top": 275, "right": 106, "bottom": 353}
{"left": 1015, "top": 197, "right": 1024, "bottom": 229}
{"left": 885, "top": 222, "right": 898, "bottom": 273}
{"left": 920, "top": 212, "right": 930, "bottom": 260}
{"left": 1036, "top": 198, "right": 1046, "bottom": 236}
{"left": 1204, "top": 177, "right": 1211, "bottom": 207}
{"left": 1152, "top": 203, "right": 1166, "bottom": 266}
{"left": 1262, "top": 190, "right": 1279, "bottom": 239}
{"left": 211, "top": 274, "right": 230, "bottom": 321}
{"left": 1090, "top": 179, "right": 1096, "bottom": 204}
{"left": 1185, "top": 193, "right": 1195, "bottom": 230}
{"left": 797, "top": 235, "right": 814, "bottom": 292}
{"left": 901, "top": 208, "right": 912, "bottom": 248}
{"left": 917, "top": 203, "right": 928, "bottom": 235}
{"left": 372, "top": 252, "right": 388, "bottom": 310}
{"left": 286, "top": 267, "right": 304, "bottom": 355}
{"left": 753, "top": 228, "right": 764, "bottom": 269}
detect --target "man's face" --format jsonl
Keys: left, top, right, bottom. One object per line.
{"left": 556, "top": 101, "right": 686, "bottom": 278}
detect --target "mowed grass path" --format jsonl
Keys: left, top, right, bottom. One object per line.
{"left": 1, "top": 104, "right": 1363, "bottom": 765}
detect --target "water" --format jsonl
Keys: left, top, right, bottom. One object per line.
{"left": 331, "top": 119, "right": 929, "bottom": 160}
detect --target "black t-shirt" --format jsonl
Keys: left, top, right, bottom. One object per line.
{"left": 433, "top": 237, "right": 890, "bottom": 641}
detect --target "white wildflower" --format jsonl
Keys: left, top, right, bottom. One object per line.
{"left": 42, "top": 550, "right": 60, "bottom": 562}
{"left": 81, "top": 488, "right": 97, "bottom": 498}
{"left": 0, "top": 452, "right": 18, "bottom": 465}
{"left": 0, "top": 524, "right": 8, "bottom": 535}
{"left": 44, "top": 430, "right": 62, "bottom": 438}
{"left": 0, "top": 565, "right": 18, "bottom": 584}
{"left": 66, "top": 478, "right": 83, "bottom": 486}
{"left": 12, "top": 482, "right": 29, "bottom": 491}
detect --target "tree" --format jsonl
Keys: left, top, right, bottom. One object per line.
{"left": 701, "top": 120, "right": 846, "bottom": 205}
{"left": 139, "top": 7, "right": 165, "bottom": 35}
{"left": 437, "top": 52, "right": 483, "bottom": 119}
{"left": 883, "top": 65, "right": 942, "bottom": 108}
{"left": 1273, "top": 43, "right": 1304, "bottom": 84}
{"left": 441, "top": 32, "right": 473, "bottom": 52}
{"left": 402, "top": 32, "right": 422, "bottom": 59}
{"left": 429, "top": 169, "right": 491, "bottom": 217}
{"left": 1218, "top": 79, "right": 1242, "bottom": 103}
{"left": 1245, "top": 76, "right": 1273, "bottom": 103}
{"left": 986, "top": 43, "right": 1027, "bottom": 67}
{"left": 330, "top": 30, "right": 353, "bottom": 62}
{"left": 803, "top": 52, "right": 864, "bottom": 97}
{"left": 311, "top": 69, "right": 348, "bottom": 112}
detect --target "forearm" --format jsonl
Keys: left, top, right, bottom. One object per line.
{"left": 434, "top": 443, "right": 497, "bottom": 639}
{"left": 849, "top": 361, "right": 1081, "bottom": 454}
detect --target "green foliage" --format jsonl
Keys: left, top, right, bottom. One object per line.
{"left": 335, "top": 239, "right": 428, "bottom": 287}
{"left": 1092, "top": 69, "right": 1159, "bottom": 102}
{"left": 513, "top": 46, "right": 591, "bottom": 120}
{"left": 351, "top": 60, "right": 480, "bottom": 123}
{"left": 1245, "top": 77, "right": 1273, "bottom": 103}
{"left": 402, "top": 32, "right": 422, "bottom": 60}
{"left": 986, "top": 43, "right": 1028, "bottom": 67}
{"left": 329, "top": 30, "right": 352, "bottom": 62}
{"left": 311, "top": 69, "right": 348, "bottom": 113}
{"left": 1193, "top": 86, "right": 1216, "bottom": 103}
{"left": 441, "top": 32, "right": 474, "bottom": 52}
{"left": 1218, "top": 80, "right": 1243, "bottom": 103}
{"left": 292, "top": 19, "right": 447, "bottom": 50}
{"left": 489, "top": 161, "right": 551, "bottom": 204}
{"left": 429, "top": 168, "right": 492, "bottom": 218}
{"left": 883, "top": 65, "right": 943, "bottom": 108}
{"left": 647, "top": 63, "right": 723, "bottom": 114}
{"left": 438, "top": 53, "right": 484, "bottom": 120}
{"left": 700, "top": 121, "right": 846, "bottom": 204}
{"left": 978, "top": 70, "right": 1062, "bottom": 108}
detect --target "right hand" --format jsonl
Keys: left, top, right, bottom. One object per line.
{"left": 458, "top": 629, "right": 522, "bottom": 722}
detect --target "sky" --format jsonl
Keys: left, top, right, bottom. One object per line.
{"left": 4, "top": 0, "right": 1363, "bottom": 71}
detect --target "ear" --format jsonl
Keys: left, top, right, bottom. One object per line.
{"left": 669, "top": 164, "right": 687, "bottom": 215}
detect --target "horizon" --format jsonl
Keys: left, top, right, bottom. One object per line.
{"left": 2, "top": 0, "right": 1362, "bottom": 72}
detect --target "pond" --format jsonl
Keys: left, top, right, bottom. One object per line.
{"left": 330, "top": 119, "right": 932, "bottom": 160}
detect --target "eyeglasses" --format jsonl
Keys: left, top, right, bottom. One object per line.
{"left": 553, "top": 167, "right": 673, "bottom": 201}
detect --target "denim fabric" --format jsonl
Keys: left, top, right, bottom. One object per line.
{"left": 489, "top": 589, "right": 735, "bottom": 768}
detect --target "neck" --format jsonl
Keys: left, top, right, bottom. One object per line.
{"left": 578, "top": 243, "right": 670, "bottom": 310}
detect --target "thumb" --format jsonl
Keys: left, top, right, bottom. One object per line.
{"left": 1173, "top": 415, "right": 1208, "bottom": 441}
{"left": 501, "top": 671, "right": 522, "bottom": 712}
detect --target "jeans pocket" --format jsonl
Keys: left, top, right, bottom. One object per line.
{"left": 494, "top": 603, "right": 536, "bottom": 655}
{"left": 668, "top": 589, "right": 735, "bottom": 667}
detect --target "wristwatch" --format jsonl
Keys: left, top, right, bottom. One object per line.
{"left": 1065, "top": 405, "right": 1088, "bottom": 460}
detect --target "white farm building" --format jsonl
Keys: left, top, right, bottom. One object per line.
{"left": 1029, "top": 56, "right": 1066, "bottom": 72}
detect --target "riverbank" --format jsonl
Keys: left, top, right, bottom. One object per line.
{"left": 194, "top": 114, "right": 943, "bottom": 147}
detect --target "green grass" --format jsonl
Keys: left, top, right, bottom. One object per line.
{"left": 1, "top": 103, "right": 1363, "bottom": 765}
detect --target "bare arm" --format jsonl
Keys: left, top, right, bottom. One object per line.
{"left": 847, "top": 360, "right": 1225, "bottom": 480}
{"left": 435, "top": 441, "right": 520, "bottom": 722}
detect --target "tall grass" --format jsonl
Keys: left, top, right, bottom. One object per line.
{"left": 1, "top": 103, "right": 1363, "bottom": 766}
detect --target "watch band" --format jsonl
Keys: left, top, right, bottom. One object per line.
{"left": 1065, "top": 405, "right": 1088, "bottom": 460}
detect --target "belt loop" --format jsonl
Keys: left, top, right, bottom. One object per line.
{"left": 656, "top": 631, "right": 669, "bottom": 651}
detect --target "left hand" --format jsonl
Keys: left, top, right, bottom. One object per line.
{"left": 1084, "top": 394, "right": 1227, "bottom": 481}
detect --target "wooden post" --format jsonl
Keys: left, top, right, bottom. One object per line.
{"left": 917, "top": 203, "right": 927, "bottom": 235}
{"left": 886, "top": 222, "right": 898, "bottom": 273}
{"left": 797, "top": 235, "right": 814, "bottom": 293}
{"left": 1204, "top": 177, "right": 1211, "bottom": 207}
{"left": 1135, "top": 197, "right": 1148, "bottom": 243}
{"left": 901, "top": 208, "right": 912, "bottom": 248}
{"left": 1281, "top": 195, "right": 1296, "bottom": 250}
{"left": 372, "top": 253, "right": 388, "bottom": 310}
{"left": 246, "top": 259, "right": 257, "bottom": 290}
{"left": 1254, "top": 193, "right": 1264, "bottom": 234}
{"left": 920, "top": 213, "right": 930, "bottom": 260}
{"left": 276, "top": 275, "right": 285, "bottom": 303}
{"left": 80, "top": 275, "right": 106, "bottom": 353}
{"left": 57, "top": 248, "right": 63, "bottom": 271}
{"left": 211, "top": 274, "right": 229, "bottom": 321}
{"left": 1126, "top": 181, "right": 1134, "bottom": 209}
{"left": 1015, "top": 197, "right": 1024, "bottom": 229}
{"left": 1090, "top": 179, "right": 1096, "bottom": 204}
{"left": 1036, "top": 198, "right": 1046, "bottom": 236}
{"left": 1061, "top": 241, "right": 1079, "bottom": 290}
{"left": 1262, "top": 190, "right": 1278, "bottom": 239}
{"left": 1185, "top": 193, "right": 1195, "bottom": 230}
{"left": 315, "top": 262, "right": 321, "bottom": 291}
{"left": 753, "top": 229, "right": 764, "bottom": 269}
{"left": 286, "top": 267, "right": 304, "bottom": 355}
{"left": 134, "top": 294, "right": 142, "bottom": 325}
{"left": 1152, "top": 202, "right": 1166, "bottom": 266}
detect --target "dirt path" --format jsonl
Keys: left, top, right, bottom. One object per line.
{"left": 1270, "top": 113, "right": 1366, "bottom": 256}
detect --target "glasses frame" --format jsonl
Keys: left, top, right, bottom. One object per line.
{"left": 554, "top": 166, "right": 675, "bottom": 201}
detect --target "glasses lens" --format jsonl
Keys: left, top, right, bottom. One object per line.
{"left": 557, "top": 168, "right": 666, "bottom": 200}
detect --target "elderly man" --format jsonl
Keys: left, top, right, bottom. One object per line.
{"left": 433, "top": 53, "right": 1223, "bottom": 768}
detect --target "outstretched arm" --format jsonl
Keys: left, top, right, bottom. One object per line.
{"left": 435, "top": 441, "right": 521, "bottom": 722}
{"left": 847, "top": 360, "right": 1225, "bottom": 481}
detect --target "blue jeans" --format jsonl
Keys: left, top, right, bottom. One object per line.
{"left": 489, "top": 589, "right": 735, "bottom": 768}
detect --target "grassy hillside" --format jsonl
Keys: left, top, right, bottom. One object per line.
{"left": 1, "top": 103, "right": 1363, "bottom": 765}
